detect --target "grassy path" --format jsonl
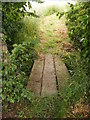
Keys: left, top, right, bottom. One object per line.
{"left": 27, "top": 14, "right": 71, "bottom": 96}
{"left": 23, "top": 14, "right": 75, "bottom": 118}
{"left": 17, "top": 14, "right": 89, "bottom": 118}
{"left": 37, "top": 14, "right": 73, "bottom": 57}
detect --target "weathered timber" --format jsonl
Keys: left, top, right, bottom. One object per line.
{"left": 54, "top": 56, "right": 70, "bottom": 89}
{"left": 41, "top": 54, "right": 56, "bottom": 96}
{"left": 27, "top": 54, "right": 70, "bottom": 96}
{"left": 26, "top": 58, "right": 44, "bottom": 95}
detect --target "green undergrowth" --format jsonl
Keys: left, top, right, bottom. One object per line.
{"left": 2, "top": 16, "right": 40, "bottom": 107}
{"left": 16, "top": 94, "right": 68, "bottom": 118}
{"left": 62, "top": 53, "right": 89, "bottom": 102}
{"left": 16, "top": 16, "right": 40, "bottom": 43}
{"left": 2, "top": 40, "right": 39, "bottom": 105}
{"left": 15, "top": 13, "right": 89, "bottom": 118}
{"left": 2, "top": 2, "right": 31, "bottom": 52}
{"left": 42, "top": 5, "right": 62, "bottom": 16}
{"left": 4, "top": 15, "right": 39, "bottom": 52}
{"left": 2, "top": 2, "right": 89, "bottom": 118}
{"left": 18, "top": 52, "right": 89, "bottom": 118}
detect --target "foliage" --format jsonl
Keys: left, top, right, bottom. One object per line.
{"left": 2, "top": 1, "right": 40, "bottom": 110}
{"left": 57, "top": 2, "right": 89, "bottom": 74}
{"left": 2, "top": 2, "right": 31, "bottom": 52}
{"left": 63, "top": 55, "right": 89, "bottom": 101}
{"left": 2, "top": 39, "right": 39, "bottom": 104}
{"left": 57, "top": 2, "right": 90, "bottom": 116}
{"left": 66, "top": 2, "right": 90, "bottom": 73}
{"left": 42, "top": 5, "right": 61, "bottom": 16}
{"left": 58, "top": 54, "right": 89, "bottom": 118}
{"left": 12, "top": 16, "right": 40, "bottom": 52}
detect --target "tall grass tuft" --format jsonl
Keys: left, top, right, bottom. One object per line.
{"left": 40, "top": 5, "right": 63, "bottom": 16}
{"left": 15, "top": 16, "right": 40, "bottom": 44}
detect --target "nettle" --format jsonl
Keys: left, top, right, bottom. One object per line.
{"left": 2, "top": 40, "right": 38, "bottom": 104}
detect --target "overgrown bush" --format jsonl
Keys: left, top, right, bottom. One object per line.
{"left": 2, "top": 1, "right": 40, "bottom": 106}
{"left": 57, "top": 2, "right": 89, "bottom": 74}
{"left": 2, "top": 39, "right": 39, "bottom": 104}
{"left": 66, "top": 2, "right": 89, "bottom": 74}
{"left": 63, "top": 55, "right": 89, "bottom": 102}
{"left": 2, "top": 2, "right": 31, "bottom": 52}
{"left": 55, "top": 54, "right": 89, "bottom": 118}
{"left": 56, "top": 2, "right": 89, "bottom": 117}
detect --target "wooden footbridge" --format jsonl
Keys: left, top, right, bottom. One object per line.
{"left": 27, "top": 54, "right": 69, "bottom": 96}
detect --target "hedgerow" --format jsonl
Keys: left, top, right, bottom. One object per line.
{"left": 2, "top": 2, "right": 40, "bottom": 105}
{"left": 2, "top": 2, "right": 31, "bottom": 52}
{"left": 2, "top": 39, "right": 39, "bottom": 104}
{"left": 56, "top": 2, "right": 89, "bottom": 117}
{"left": 66, "top": 2, "right": 89, "bottom": 74}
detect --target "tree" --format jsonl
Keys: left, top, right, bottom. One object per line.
{"left": 2, "top": 2, "right": 31, "bottom": 51}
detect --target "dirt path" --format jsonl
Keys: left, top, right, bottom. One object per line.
{"left": 27, "top": 14, "right": 72, "bottom": 96}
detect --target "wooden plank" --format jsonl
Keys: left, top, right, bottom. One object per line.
{"left": 41, "top": 54, "right": 56, "bottom": 96}
{"left": 54, "top": 56, "right": 70, "bottom": 89}
{"left": 26, "top": 58, "right": 44, "bottom": 95}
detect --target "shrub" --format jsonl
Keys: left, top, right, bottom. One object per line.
{"left": 56, "top": 54, "right": 89, "bottom": 118}
{"left": 2, "top": 2, "right": 31, "bottom": 51}
{"left": 66, "top": 2, "right": 89, "bottom": 73}
{"left": 2, "top": 39, "right": 39, "bottom": 104}
{"left": 63, "top": 55, "right": 88, "bottom": 104}
{"left": 57, "top": 2, "right": 89, "bottom": 74}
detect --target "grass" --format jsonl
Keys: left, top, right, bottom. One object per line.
{"left": 36, "top": 14, "right": 74, "bottom": 57}
{"left": 37, "top": 3, "right": 69, "bottom": 17}
{"left": 3, "top": 6, "right": 89, "bottom": 118}
{"left": 17, "top": 51, "right": 89, "bottom": 118}
{"left": 17, "top": 94, "right": 67, "bottom": 118}
{"left": 42, "top": 5, "right": 62, "bottom": 16}
{"left": 29, "top": 12, "right": 89, "bottom": 118}
{"left": 15, "top": 16, "right": 40, "bottom": 44}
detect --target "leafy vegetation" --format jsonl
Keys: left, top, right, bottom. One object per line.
{"left": 65, "top": 2, "right": 89, "bottom": 105}
{"left": 57, "top": 2, "right": 89, "bottom": 117}
{"left": 2, "top": 1, "right": 89, "bottom": 118}
{"left": 66, "top": 2, "right": 89, "bottom": 74}
{"left": 2, "top": 1, "right": 40, "bottom": 112}
{"left": 61, "top": 55, "right": 89, "bottom": 117}
{"left": 56, "top": 0, "right": 89, "bottom": 104}
{"left": 57, "top": 2, "right": 89, "bottom": 74}
{"left": 2, "top": 39, "right": 38, "bottom": 104}
{"left": 2, "top": 2, "right": 31, "bottom": 52}
{"left": 42, "top": 5, "right": 61, "bottom": 16}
